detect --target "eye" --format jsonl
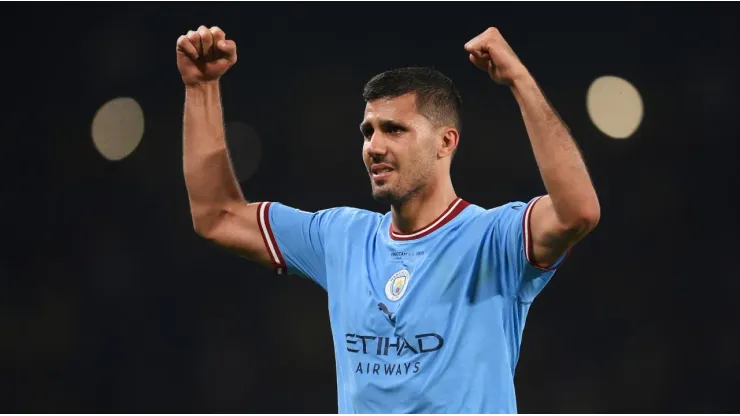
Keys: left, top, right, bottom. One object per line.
{"left": 384, "top": 123, "right": 407, "bottom": 135}
{"left": 361, "top": 128, "right": 373, "bottom": 140}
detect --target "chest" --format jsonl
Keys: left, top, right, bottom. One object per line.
{"left": 329, "top": 238, "right": 480, "bottom": 337}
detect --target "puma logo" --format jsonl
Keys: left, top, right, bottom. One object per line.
{"left": 378, "top": 302, "right": 396, "bottom": 325}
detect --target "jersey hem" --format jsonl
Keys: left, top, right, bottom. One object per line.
{"left": 257, "top": 202, "right": 287, "bottom": 274}
{"left": 523, "top": 196, "right": 570, "bottom": 271}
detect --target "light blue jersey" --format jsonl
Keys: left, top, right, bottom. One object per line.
{"left": 256, "top": 196, "right": 565, "bottom": 413}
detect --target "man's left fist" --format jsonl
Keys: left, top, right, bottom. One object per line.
{"left": 464, "top": 27, "right": 529, "bottom": 86}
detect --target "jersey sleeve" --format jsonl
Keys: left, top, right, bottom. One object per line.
{"left": 256, "top": 201, "right": 339, "bottom": 290}
{"left": 493, "top": 196, "right": 569, "bottom": 303}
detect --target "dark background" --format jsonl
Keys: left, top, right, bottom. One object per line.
{"left": 3, "top": 2, "right": 739, "bottom": 413}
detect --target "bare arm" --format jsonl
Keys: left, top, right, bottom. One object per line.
{"left": 511, "top": 76, "right": 600, "bottom": 267}
{"left": 465, "top": 28, "right": 600, "bottom": 267}
{"left": 178, "top": 26, "right": 272, "bottom": 267}
{"left": 183, "top": 82, "right": 271, "bottom": 264}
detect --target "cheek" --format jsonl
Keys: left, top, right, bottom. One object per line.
{"left": 409, "top": 141, "right": 432, "bottom": 162}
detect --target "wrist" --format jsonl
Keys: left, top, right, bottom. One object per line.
{"left": 508, "top": 69, "right": 536, "bottom": 92}
{"left": 509, "top": 71, "right": 541, "bottom": 104}
{"left": 185, "top": 80, "right": 220, "bottom": 93}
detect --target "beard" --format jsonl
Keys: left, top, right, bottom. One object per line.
{"left": 371, "top": 184, "right": 411, "bottom": 205}
{"left": 369, "top": 171, "right": 427, "bottom": 206}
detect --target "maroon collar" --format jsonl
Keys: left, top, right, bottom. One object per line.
{"left": 389, "top": 198, "right": 470, "bottom": 241}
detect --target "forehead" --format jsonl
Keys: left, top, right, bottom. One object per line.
{"left": 363, "top": 93, "right": 420, "bottom": 123}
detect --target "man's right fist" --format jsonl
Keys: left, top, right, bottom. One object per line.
{"left": 176, "top": 26, "right": 237, "bottom": 86}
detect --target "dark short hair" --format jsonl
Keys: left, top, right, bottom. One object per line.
{"left": 362, "top": 67, "right": 462, "bottom": 132}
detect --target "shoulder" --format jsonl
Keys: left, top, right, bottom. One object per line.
{"left": 264, "top": 203, "right": 382, "bottom": 233}
{"left": 464, "top": 200, "right": 529, "bottom": 224}
{"left": 320, "top": 206, "right": 384, "bottom": 226}
{"left": 268, "top": 203, "right": 379, "bottom": 220}
{"left": 310, "top": 206, "right": 385, "bottom": 238}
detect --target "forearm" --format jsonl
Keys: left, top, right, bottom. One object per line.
{"left": 183, "top": 81, "right": 245, "bottom": 231}
{"left": 511, "top": 75, "right": 599, "bottom": 226}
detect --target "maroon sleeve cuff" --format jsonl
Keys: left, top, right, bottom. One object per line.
{"left": 523, "top": 196, "right": 569, "bottom": 272}
{"left": 256, "top": 202, "right": 287, "bottom": 275}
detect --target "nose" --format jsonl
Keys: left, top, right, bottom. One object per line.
{"left": 365, "top": 132, "right": 387, "bottom": 159}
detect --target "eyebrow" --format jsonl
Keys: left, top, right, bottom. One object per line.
{"left": 359, "top": 119, "right": 408, "bottom": 134}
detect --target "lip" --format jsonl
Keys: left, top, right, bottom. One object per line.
{"left": 370, "top": 163, "right": 395, "bottom": 181}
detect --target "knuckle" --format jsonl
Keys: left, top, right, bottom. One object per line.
{"left": 177, "top": 38, "right": 191, "bottom": 50}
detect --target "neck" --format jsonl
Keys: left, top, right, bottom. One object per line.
{"left": 390, "top": 175, "right": 457, "bottom": 234}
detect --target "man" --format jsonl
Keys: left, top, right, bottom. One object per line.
{"left": 177, "top": 25, "right": 599, "bottom": 413}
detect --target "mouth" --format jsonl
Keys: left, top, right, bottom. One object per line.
{"left": 370, "top": 164, "right": 395, "bottom": 181}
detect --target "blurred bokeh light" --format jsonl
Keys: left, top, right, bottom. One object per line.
{"left": 587, "top": 76, "right": 643, "bottom": 139}
{"left": 91, "top": 97, "right": 145, "bottom": 161}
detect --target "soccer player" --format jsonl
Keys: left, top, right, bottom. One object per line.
{"left": 177, "top": 25, "right": 600, "bottom": 413}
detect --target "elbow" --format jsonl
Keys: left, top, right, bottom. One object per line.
{"left": 191, "top": 209, "right": 222, "bottom": 239}
{"left": 559, "top": 199, "right": 600, "bottom": 237}
{"left": 573, "top": 199, "right": 601, "bottom": 234}
{"left": 192, "top": 217, "right": 211, "bottom": 238}
{"left": 582, "top": 205, "right": 601, "bottom": 233}
{"left": 190, "top": 199, "right": 241, "bottom": 240}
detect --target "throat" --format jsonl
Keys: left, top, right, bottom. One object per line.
{"left": 390, "top": 191, "right": 460, "bottom": 236}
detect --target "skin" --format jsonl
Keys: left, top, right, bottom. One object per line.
{"left": 465, "top": 27, "right": 600, "bottom": 266}
{"left": 177, "top": 25, "right": 599, "bottom": 272}
{"left": 360, "top": 94, "right": 459, "bottom": 234}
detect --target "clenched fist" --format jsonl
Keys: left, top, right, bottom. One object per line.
{"left": 464, "top": 27, "right": 529, "bottom": 86}
{"left": 176, "top": 25, "right": 237, "bottom": 86}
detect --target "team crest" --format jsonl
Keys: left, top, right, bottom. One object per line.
{"left": 385, "top": 269, "right": 411, "bottom": 302}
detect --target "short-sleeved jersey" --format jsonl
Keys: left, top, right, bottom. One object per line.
{"left": 256, "top": 197, "right": 565, "bottom": 414}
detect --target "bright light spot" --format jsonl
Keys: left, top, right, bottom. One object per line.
{"left": 91, "top": 97, "right": 144, "bottom": 161}
{"left": 225, "top": 121, "right": 262, "bottom": 182}
{"left": 587, "top": 76, "right": 643, "bottom": 139}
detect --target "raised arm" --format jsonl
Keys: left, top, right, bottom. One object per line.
{"left": 465, "top": 27, "right": 600, "bottom": 268}
{"left": 177, "top": 25, "right": 272, "bottom": 267}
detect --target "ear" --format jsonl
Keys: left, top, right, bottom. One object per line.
{"left": 437, "top": 127, "right": 460, "bottom": 159}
